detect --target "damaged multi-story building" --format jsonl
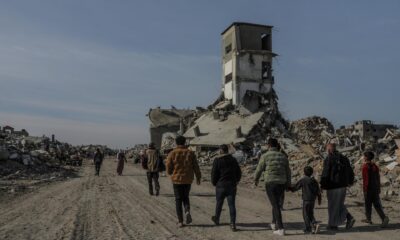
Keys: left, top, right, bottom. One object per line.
{"left": 337, "top": 120, "right": 398, "bottom": 141}
{"left": 183, "top": 22, "right": 287, "bottom": 151}
{"left": 147, "top": 22, "right": 287, "bottom": 153}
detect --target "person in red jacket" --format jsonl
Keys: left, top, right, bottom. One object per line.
{"left": 361, "top": 151, "right": 389, "bottom": 227}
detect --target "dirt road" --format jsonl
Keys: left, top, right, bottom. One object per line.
{"left": 1, "top": 158, "right": 399, "bottom": 240}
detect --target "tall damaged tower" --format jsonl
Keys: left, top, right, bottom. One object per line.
{"left": 221, "top": 22, "right": 277, "bottom": 107}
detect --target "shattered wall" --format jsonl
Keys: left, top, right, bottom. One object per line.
{"left": 221, "top": 22, "right": 276, "bottom": 106}
{"left": 148, "top": 108, "right": 195, "bottom": 149}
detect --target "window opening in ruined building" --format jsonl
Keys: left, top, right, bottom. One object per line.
{"left": 262, "top": 62, "right": 271, "bottom": 80}
{"left": 225, "top": 44, "right": 232, "bottom": 54}
{"left": 225, "top": 73, "right": 233, "bottom": 83}
{"left": 261, "top": 33, "right": 271, "bottom": 51}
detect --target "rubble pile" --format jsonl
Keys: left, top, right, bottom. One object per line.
{"left": 289, "top": 116, "right": 335, "bottom": 151}
{"left": 126, "top": 144, "right": 148, "bottom": 163}
{"left": 284, "top": 118, "right": 400, "bottom": 202}
{"left": 0, "top": 126, "right": 115, "bottom": 194}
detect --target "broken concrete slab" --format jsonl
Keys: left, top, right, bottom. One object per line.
{"left": 184, "top": 112, "right": 265, "bottom": 147}
{"left": 386, "top": 161, "right": 399, "bottom": 171}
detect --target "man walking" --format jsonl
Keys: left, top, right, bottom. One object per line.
{"left": 166, "top": 136, "right": 201, "bottom": 228}
{"left": 211, "top": 144, "right": 242, "bottom": 232}
{"left": 145, "top": 142, "right": 161, "bottom": 196}
{"left": 320, "top": 143, "right": 355, "bottom": 230}
{"left": 254, "top": 138, "right": 291, "bottom": 236}
{"left": 93, "top": 148, "right": 104, "bottom": 176}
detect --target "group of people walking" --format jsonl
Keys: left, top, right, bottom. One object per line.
{"left": 92, "top": 135, "right": 390, "bottom": 236}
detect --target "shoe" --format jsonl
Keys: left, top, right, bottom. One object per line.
{"left": 211, "top": 216, "right": 219, "bottom": 226}
{"left": 361, "top": 219, "right": 372, "bottom": 224}
{"left": 381, "top": 216, "right": 389, "bottom": 228}
{"left": 273, "top": 229, "right": 285, "bottom": 236}
{"left": 313, "top": 224, "right": 320, "bottom": 234}
{"left": 185, "top": 212, "right": 192, "bottom": 224}
{"left": 177, "top": 222, "right": 184, "bottom": 228}
{"left": 155, "top": 190, "right": 160, "bottom": 196}
{"left": 270, "top": 223, "right": 276, "bottom": 230}
{"left": 149, "top": 192, "right": 154, "bottom": 196}
{"left": 230, "top": 223, "right": 237, "bottom": 232}
{"left": 346, "top": 218, "right": 356, "bottom": 229}
{"left": 303, "top": 229, "right": 312, "bottom": 234}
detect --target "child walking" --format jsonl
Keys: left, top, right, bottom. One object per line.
{"left": 291, "top": 166, "right": 321, "bottom": 234}
{"left": 361, "top": 151, "right": 389, "bottom": 227}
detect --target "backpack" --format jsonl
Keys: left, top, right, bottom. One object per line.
{"left": 156, "top": 154, "right": 166, "bottom": 172}
{"left": 141, "top": 156, "right": 148, "bottom": 170}
{"left": 331, "top": 154, "right": 354, "bottom": 187}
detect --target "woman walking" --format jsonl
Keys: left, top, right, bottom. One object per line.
{"left": 117, "top": 150, "right": 127, "bottom": 176}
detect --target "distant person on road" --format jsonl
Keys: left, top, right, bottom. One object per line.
{"left": 320, "top": 143, "right": 355, "bottom": 231}
{"left": 211, "top": 144, "right": 242, "bottom": 232}
{"left": 116, "top": 150, "right": 127, "bottom": 176}
{"left": 145, "top": 142, "right": 162, "bottom": 196}
{"left": 254, "top": 138, "right": 291, "bottom": 236}
{"left": 290, "top": 166, "right": 322, "bottom": 234}
{"left": 93, "top": 148, "right": 104, "bottom": 176}
{"left": 361, "top": 151, "right": 389, "bottom": 227}
{"left": 166, "top": 136, "right": 201, "bottom": 228}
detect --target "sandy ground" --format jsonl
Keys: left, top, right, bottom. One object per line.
{"left": 0, "top": 158, "right": 399, "bottom": 240}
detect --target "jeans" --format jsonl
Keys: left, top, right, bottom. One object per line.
{"left": 365, "top": 191, "right": 386, "bottom": 221}
{"left": 266, "top": 183, "right": 285, "bottom": 229}
{"left": 303, "top": 200, "right": 316, "bottom": 231}
{"left": 173, "top": 184, "right": 191, "bottom": 223}
{"left": 147, "top": 172, "right": 160, "bottom": 194}
{"left": 215, "top": 185, "right": 237, "bottom": 224}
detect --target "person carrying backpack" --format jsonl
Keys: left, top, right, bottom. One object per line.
{"left": 320, "top": 143, "right": 355, "bottom": 231}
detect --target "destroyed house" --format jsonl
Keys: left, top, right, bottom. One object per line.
{"left": 221, "top": 22, "right": 277, "bottom": 106}
{"left": 14, "top": 129, "right": 29, "bottom": 137}
{"left": 337, "top": 120, "right": 398, "bottom": 140}
{"left": 148, "top": 108, "right": 195, "bottom": 149}
{"left": 2, "top": 126, "right": 14, "bottom": 134}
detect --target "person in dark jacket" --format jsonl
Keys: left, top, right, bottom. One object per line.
{"left": 320, "top": 143, "right": 355, "bottom": 230}
{"left": 290, "top": 166, "right": 322, "bottom": 234}
{"left": 211, "top": 144, "right": 242, "bottom": 232}
{"left": 361, "top": 151, "right": 389, "bottom": 227}
{"left": 93, "top": 148, "right": 104, "bottom": 176}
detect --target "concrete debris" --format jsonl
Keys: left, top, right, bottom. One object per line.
{"left": 0, "top": 125, "right": 115, "bottom": 194}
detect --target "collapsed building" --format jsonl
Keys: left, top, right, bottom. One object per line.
{"left": 183, "top": 22, "right": 287, "bottom": 152}
{"left": 336, "top": 120, "right": 397, "bottom": 141}
{"left": 147, "top": 22, "right": 288, "bottom": 154}
{"left": 147, "top": 107, "right": 197, "bottom": 149}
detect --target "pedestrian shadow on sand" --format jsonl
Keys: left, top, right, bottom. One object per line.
{"left": 342, "top": 223, "right": 400, "bottom": 233}
{"left": 120, "top": 174, "right": 147, "bottom": 177}
{"left": 161, "top": 193, "right": 215, "bottom": 198}
{"left": 188, "top": 223, "right": 228, "bottom": 228}
{"left": 236, "top": 222, "right": 305, "bottom": 232}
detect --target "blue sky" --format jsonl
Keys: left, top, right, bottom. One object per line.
{"left": 0, "top": 1, "right": 399, "bottom": 148}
